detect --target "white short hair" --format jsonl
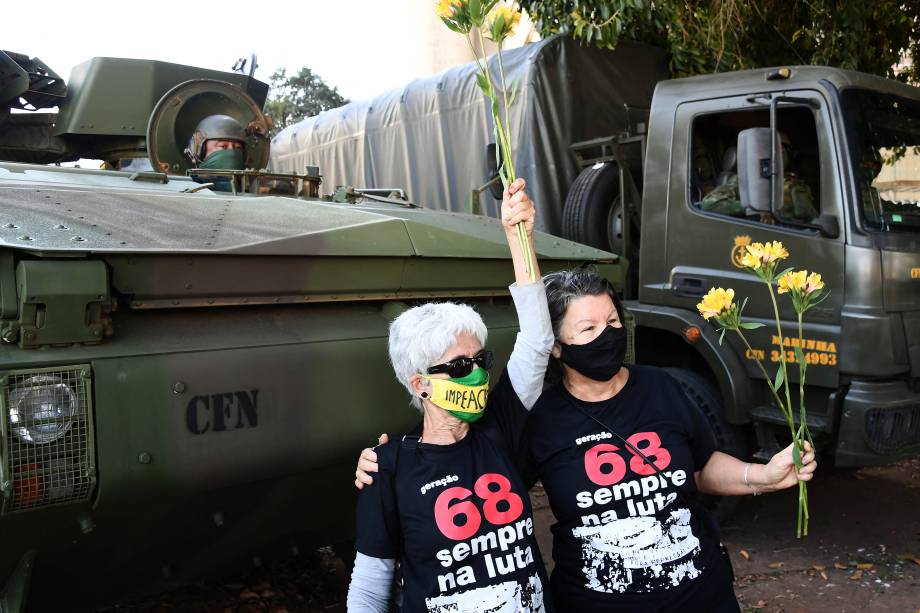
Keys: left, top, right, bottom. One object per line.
{"left": 388, "top": 302, "right": 488, "bottom": 412}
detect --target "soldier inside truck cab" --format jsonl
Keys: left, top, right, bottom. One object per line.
{"left": 698, "top": 131, "right": 819, "bottom": 223}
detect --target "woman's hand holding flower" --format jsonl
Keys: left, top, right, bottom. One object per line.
{"left": 750, "top": 441, "right": 817, "bottom": 493}
{"left": 501, "top": 178, "right": 535, "bottom": 239}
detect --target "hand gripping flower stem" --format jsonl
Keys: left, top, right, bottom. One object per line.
{"left": 766, "top": 267, "right": 810, "bottom": 538}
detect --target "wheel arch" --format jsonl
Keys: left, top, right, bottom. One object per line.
{"left": 625, "top": 301, "right": 753, "bottom": 424}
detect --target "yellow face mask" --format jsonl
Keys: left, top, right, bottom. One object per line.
{"left": 424, "top": 368, "right": 490, "bottom": 423}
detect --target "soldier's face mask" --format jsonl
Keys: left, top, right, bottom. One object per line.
{"left": 423, "top": 367, "right": 490, "bottom": 423}
{"left": 199, "top": 148, "right": 245, "bottom": 171}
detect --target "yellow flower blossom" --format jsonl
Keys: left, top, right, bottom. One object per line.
{"left": 805, "top": 272, "right": 824, "bottom": 294}
{"left": 777, "top": 270, "right": 807, "bottom": 294}
{"left": 697, "top": 287, "right": 735, "bottom": 320}
{"left": 485, "top": 3, "right": 522, "bottom": 41}
{"left": 436, "top": 0, "right": 459, "bottom": 18}
{"left": 743, "top": 240, "right": 789, "bottom": 270}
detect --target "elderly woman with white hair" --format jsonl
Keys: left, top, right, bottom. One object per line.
{"left": 346, "top": 178, "right": 555, "bottom": 613}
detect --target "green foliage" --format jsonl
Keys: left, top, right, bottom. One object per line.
{"left": 520, "top": 0, "right": 920, "bottom": 80}
{"left": 263, "top": 67, "right": 349, "bottom": 137}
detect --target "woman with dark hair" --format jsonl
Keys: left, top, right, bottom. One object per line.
{"left": 357, "top": 268, "right": 816, "bottom": 612}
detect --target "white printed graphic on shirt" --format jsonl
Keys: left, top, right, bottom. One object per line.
{"left": 424, "top": 572, "right": 545, "bottom": 613}
{"left": 572, "top": 507, "right": 702, "bottom": 593}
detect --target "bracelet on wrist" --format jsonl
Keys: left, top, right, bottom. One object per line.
{"left": 744, "top": 462, "right": 761, "bottom": 496}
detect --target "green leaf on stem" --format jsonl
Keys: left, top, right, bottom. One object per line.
{"left": 441, "top": 18, "right": 463, "bottom": 33}
{"left": 773, "top": 362, "right": 785, "bottom": 392}
{"left": 739, "top": 322, "right": 765, "bottom": 329}
{"left": 775, "top": 266, "right": 794, "bottom": 281}
{"left": 508, "top": 79, "right": 519, "bottom": 107}
{"left": 792, "top": 440, "right": 803, "bottom": 470}
{"left": 794, "top": 345, "right": 807, "bottom": 372}
{"left": 802, "top": 288, "right": 831, "bottom": 313}
{"left": 470, "top": 0, "right": 483, "bottom": 26}
{"left": 490, "top": 14, "right": 505, "bottom": 41}
{"left": 475, "top": 72, "right": 491, "bottom": 95}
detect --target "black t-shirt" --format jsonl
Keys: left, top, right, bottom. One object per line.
{"left": 356, "top": 371, "right": 552, "bottom": 612}
{"left": 529, "top": 365, "right": 722, "bottom": 612}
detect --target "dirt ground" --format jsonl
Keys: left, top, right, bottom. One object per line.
{"left": 101, "top": 457, "right": 920, "bottom": 613}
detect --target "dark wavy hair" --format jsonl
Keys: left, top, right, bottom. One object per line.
{"left": 542, "top": 267, "right": 625, "bottom": 382}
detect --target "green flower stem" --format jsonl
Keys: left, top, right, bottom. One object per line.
{"left": 734, "top": 329, "right": 790, "bottom": 420}
{"left": 496, "top": 40, "right": 534, "bottom": 282}
{"left": 767, "top": 279, "right": 809, "bottom": 538}
{"left": 766, "top": 280, "right": 797, "bottom": 439}
{"left": 495, "top": 41, "right": 517, "bottom": 180}
{"left": 796, "top": 312, "right": 811, "bottom": 538}
{"left": 468, "top": 27, "right": 534, "bottom": 282}
{"left": 796, "top": 313, "right": 815, "bottom": 450}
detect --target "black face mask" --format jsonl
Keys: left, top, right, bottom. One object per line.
{"left": 559, "top": 325, "right": 627, "bottom": 381}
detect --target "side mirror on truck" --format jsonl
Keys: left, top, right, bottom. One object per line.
{"left": 736, "top": 126, "right": 839, "bottom": 238}
{"left": 737, "top": 127, "right": 783, "bottom": 215}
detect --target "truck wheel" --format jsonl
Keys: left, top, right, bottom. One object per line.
{"left": 664, "top": 367, "right": 750, "bottom": 521}
{"left": 562, "top": 163, "right": 621, "bottom": 250}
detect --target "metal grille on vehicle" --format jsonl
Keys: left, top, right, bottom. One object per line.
{"left": 865, "top": 405, "right": 920, "bottom": 455}
{"left": 1, "top": 365, "right": 96, "bottom": 513}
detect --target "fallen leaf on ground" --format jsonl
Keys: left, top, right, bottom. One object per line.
{"left": 820, "top": 571, "right": 828, "bottom": 580}
{"left": 812, "top": 564, "right": 826, "bottom": 571}
{"left": 768, "top": 562, "right": 784, "bottom": 569}
{"left": 856, "top": 562, "right": 874, "bottom": 570}
{"left": 754, "top": 600, "right": 767, "bottom": 609}
{"left": 849, "top": 570, "right": 863, "bottom": 581}
{"left": 239, "top": 589, "right": 260, "bottom": 599}
{"left": 900, "top": 554, "right": 920, "bottom": 566}
{"left": 833, "top": 562, "right": 849, "bottom": 570}
{"left": 740, "top": 549, "right": 750, "bottom": 560}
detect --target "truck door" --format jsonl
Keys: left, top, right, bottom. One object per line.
{"left": 661, "top": 91, "right": 846, "bottom": 394}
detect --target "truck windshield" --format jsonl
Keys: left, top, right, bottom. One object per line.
{"left": 842, "top": 88, "right": 920, "bottom": 233}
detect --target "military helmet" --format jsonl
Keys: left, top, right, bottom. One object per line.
{"left": 185, "top": 114, "right": 247, "bottom": 165}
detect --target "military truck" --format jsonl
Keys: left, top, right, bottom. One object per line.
{"left": 0, "top": 50, "right": 621, "bottom": 611}
{"left": 271, "top": 35, "right": 920, "bottom": 470}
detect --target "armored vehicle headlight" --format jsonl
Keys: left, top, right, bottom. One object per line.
{"left": 8, "top": 375, "right": 78, "bottom": 444}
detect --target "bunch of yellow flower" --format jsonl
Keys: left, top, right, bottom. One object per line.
{"left": 696, "top": 239, "right": 828, "bottom": 538}
{"left": 437, "top": 0, "right": 474, "bottom": 33}
{"left": 696, "top": 287, "right": 736, "bottom": 321}
{"left": 776, "top": 270, "right": 807, "bottom": 295}
{"left": 777, "top": 270, "right": 827, "bottom": 314}
{"left": 740, "top": 240, "right": 789, "bottom": 281}
{"left": 436, "top": 0, "right": 459, "bottom": 18}
{"left": 485, "top": 3, "right": 522, "bottom": 41}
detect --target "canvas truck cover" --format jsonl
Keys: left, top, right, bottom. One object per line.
{"left": 269, "top": 36, "right": 669, "bottom": 235}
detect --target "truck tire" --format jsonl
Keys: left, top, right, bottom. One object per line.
{"left": 562, "top": 163, "right": 621, "bottom": 250}
{"left": 663, "top": 367, "right": 750, "bottom": 520}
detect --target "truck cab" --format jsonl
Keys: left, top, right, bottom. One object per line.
{"left": 631, "top": 67, "right": 920, "bottom": 466}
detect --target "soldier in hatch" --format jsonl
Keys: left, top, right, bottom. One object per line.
{"left": 185, "top": 114, "right": 250, "bottom": 192}
{"left": 700, "top": 132, "right": 819, "bottom": 223}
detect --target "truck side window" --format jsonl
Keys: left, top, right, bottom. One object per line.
{"left": 689, "top": 107, "right": 821, "bottom": 225}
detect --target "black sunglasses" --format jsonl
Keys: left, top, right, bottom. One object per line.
{"left": 427, "top": 350, "right": 493, "bottom": 378}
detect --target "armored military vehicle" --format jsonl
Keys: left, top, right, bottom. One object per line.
{"left": 272, "top": 35, "right": 920, "bottom": 470}
{"left": 0, "top": 50, "right": 622, "bottom": 611}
